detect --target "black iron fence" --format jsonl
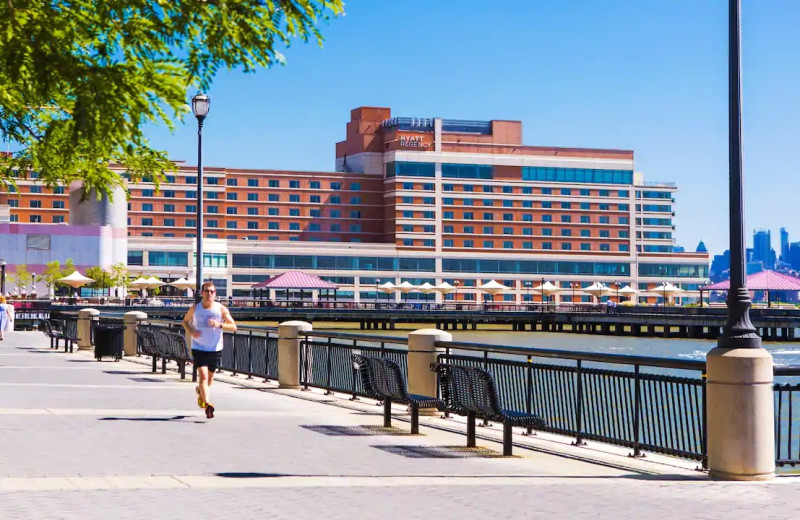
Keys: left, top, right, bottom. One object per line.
{"left": 299, "top": 331, "right": 408, "bottom": 398}
{"left": 774, "top": 366, "right": 800, "bottom": 467}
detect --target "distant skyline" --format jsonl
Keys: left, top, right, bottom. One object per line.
{"left": 138, "top": 1, "right": 800, "bottom": 258}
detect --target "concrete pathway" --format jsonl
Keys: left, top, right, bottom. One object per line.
{"left": 0, "top": 331, "right": 798, "bottom": 519}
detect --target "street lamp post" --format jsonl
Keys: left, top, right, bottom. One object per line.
{"left": 614, "top": 281, "right": 620, "bottom": 303}
{"left": 191, "top": 94, "right": 210, "bottom": 302}
{"left": 375, "top": 279, "right": 381, "bottom": 309}
{"left": 0, "top": 259, "right": 6, "bottom": 295}
{"left": 524, "top": 281, "right": 531, "bottom": 306}
{"left": 453, "top": 280, "right": 460, "bottom": 308}
{"left": 540, "top": 277, "right": 545, "bottom": 308}
{"left": 571, "top": 282, "right": 577, "bottom": 304}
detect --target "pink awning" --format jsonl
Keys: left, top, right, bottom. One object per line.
{"left": 701, "top": 270, "right": 800, "bottom": 291}
{"left": 251, "top": 271, "right": 338, "bottom": 290}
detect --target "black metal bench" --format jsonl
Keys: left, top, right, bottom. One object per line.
{"left": 40, "top": 319, "right": 67, "bottom": 350}
{"left": 43, "top": 318, "right": 78, "bottom": 353}
{"left": 152, "top": 329, "right": 192, "bottom": 379}
{"left": 136, "top": 327, "right": 161, "bottom": 373}
{"left": 353, "top": 354, "right": 442, "bottom": 434}
{"left": 432, "top": 363, "right": 547, "bottom": 456}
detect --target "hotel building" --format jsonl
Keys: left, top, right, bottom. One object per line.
{"left": 0, "top": 106, "right": 709, "bottom": 303}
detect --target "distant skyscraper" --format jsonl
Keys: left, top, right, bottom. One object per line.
{"left": 780, "top": 227, "right": 789, "bottom": 261}
{"left": 696, "top": 240, "right": 708, "bottom": 253}
{"left": 753, "top": 229, "right": 773, "bottom": 269}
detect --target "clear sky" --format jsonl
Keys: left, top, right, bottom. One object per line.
{"left": 144, "top": 1, "right": 800, "bottom": 259}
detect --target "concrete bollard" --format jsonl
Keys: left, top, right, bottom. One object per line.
{"left": 408, "top": 329, "right": 452, "bottom": 412}
{"left": 706, "top": 346, "right": 775, "bottom": 481}
{"left": 123, "top": 311, "right": 148, "bottom": 356}
{"left": 77, "top": 308, "right": 99, "bottom": 350}
{"left": 278, "top": 321, "right": 312, "bottom": 389}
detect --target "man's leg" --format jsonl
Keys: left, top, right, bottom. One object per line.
{"left": 197, "top": 366, "right": 210, "bottom": 405}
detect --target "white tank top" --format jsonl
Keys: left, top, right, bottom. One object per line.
{"left": 192, "top": 302, "right": 224, "bottom": 352}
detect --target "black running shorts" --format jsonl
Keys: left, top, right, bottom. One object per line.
{"left": 192, "top": 349, "right": 222, "bottom": 371}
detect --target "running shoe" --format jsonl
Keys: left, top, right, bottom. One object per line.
{"left": 195, "top": 386, "right": 206, "bottom": 409}
{"left": 205, "top": 403, "right": 215, "bottom": 419}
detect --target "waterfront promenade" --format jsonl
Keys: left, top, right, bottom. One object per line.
{"left": 1, "top": 331, "right": 798, "bottom": 519}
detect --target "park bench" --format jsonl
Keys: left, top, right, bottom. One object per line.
{"left": 432, "top": 363, "right": 547, "bottom": 456}
{"left": 42, "top": 318, "right": 79, "bottom": 353}
{"left": 152, "top": 328, "right": 192, "bottom": 379}
{"left": 40, "top": 319, "right": 67, "bottom": 350}
{"left": 353, "top": 354, "right": 442, "bottom": 434}
{"left": 136, "top": 327, "right": 162, "bottom": 373}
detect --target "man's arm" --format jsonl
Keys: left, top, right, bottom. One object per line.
{"left": 220, "top": 305, "right": 237, "bottom": 333}
{"left": 182, "top": 305, "right": 197, "bottom": 334}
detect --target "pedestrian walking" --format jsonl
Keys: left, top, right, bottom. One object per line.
{"left": 182, "top": 282, "right": 237, "bottom": 418}
{"left": 0, "top": 296, "right": 12, "bottom": 340}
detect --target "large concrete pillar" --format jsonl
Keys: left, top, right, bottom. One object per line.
{"left": 123, "top": 311, "right": 147, "bottom": 356}
{"left": 278, "top": 321, "right": 312, "bottom": 389}
{"left": 706, "top": 347, "right": 775, "bottom": 480}
{"left": 77, "top": 308, "right": 99, "bottom": 350}
{"left": 408, "top": 329, "right": 451, "bottom": 407}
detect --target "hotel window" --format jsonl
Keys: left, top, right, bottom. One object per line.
{"left": 289, "top": 195, "right": 300, "bottom": 203}
{"left": 186, "top": 233, "right": 195, "bottom": 238}
{"left": 522, "top": 214, "right": 533, "bottom": 222}
{"left": 330, "top": 210, "right": 340, "bottom": 218}
{"left": 29, "top": 199, "right": 41, "bottom": 208}
{"left": 444, "top": 225, "right": 454, "bottom": 233}
{"left": 310, "top": 209, "right": 320, "bottom": 217}
{"left": 619, "top": 231, "right": 629, "bottom": 238}
{"left": 269, "top": 222, "right": 279, "bottom": 230}
{"left": 164, "top": 218, "right": 175, "bottom": 227}
{"left": 53, "top": 200, "right": 65, "bottom": 209}
{"left": 330, "top": 196, "right": 341, "bottom": 203}
{"left": 561, "top": 202, "right": 571, "bottom": 209}
{"left": 580, "top": 229, "right": 590, "bottom": 237}
{"left": 542, "top": 242, "right": 552, "bottom": 250}
{"left": 227, "top": 207, "right": 237, "bottom": 215}
{"left": 580, "top": 216, "right": 590, "bottom": 223}
{"left": 310, "top": 195, "right": 321, "bottom": 203}
{"left": 599, "top": 190, "right": 610, "bottom": 197}
{"left": 542, "top": 228, "right": 552, "bottom": 236}
{"left": 54, "top": 186, "right": 65, "bottom": 194}
{"left": 207, "top": 178, "right": 219, "bottom": 185}
{"left": 186, "top": 191, "right": 196, "bottom": 198}
{"left": 523, "top": 228, "right": 533, "bottom": 236}
{"left": 619, "top": 217, "right": 629, "bottom": 224}
{"left": 185, "top": 177, "right": 197, "bottom": 184}
{"left": 618, "top": 190, "right": 629, "bottom": 197}
{"left": 580, "top": 202, "right": 590, "bottom": 210}
{"left": 463, "top": 199, "right": 474, "bottom": 206}
{"left": 422, "top": 197, "right": 434, "bottom": 205}
{"left": 580, "top": 189, "right": 590, "bottom": 196}
{"left": 483, "top": 226, "right": 494, "bottom": 234}
{"left": 561, "top": 188, "right": 571, "bottom": 195}
{"left": 268, "top": 180, "right": 279, "bottom": 187}
{"left": 464, "top": 226, "right": 474, "bottom": 234}
{"left": 464, "top": 240, "right": 474, "bottom": 247}
{"left": 402, "top": 182, "right": 414, "bottom": 190}
{"left": 482, "top": 185, "right": 493, "bottom": 193}
{"left": 422, "top": 211, "right": 434, "bottom": 219}
{"left": 443, "top": 184, "right": 455, "bottom": 191}
{"left": 207, "top": 205, "right": 218, "bottom": 214}
{"left": 350, "top": 196, "right": 361, "bottom": 204}
{"left": 268, "top": 236, "right": 279, "bottom": 241}
{"left": 444, "top": 239, "right": 454, "bottom": 247}
{"left": 463, "top": 185, "right": 474, "bottom": 192}
{"left": 227, "top": 193, "right": 238, "bottom": 200}
{"left": 599, "top": 230, "right": 610, "bottom": 238}
{"left": 286, "top": 180, "right": 299, "bottom": 189}
{"left": 227, "top": 178, "right": 237, "bottom": 186}
{"left": 561, "top": 243, "right": 572, "bottom": 250}
{"left": 142, "top": 203, "right": 153, "bottom": 211}
{"left": 541, "top": 188, "right": 552, "bottom": 195}
{"left": 503, "top": 200, "right": 513, "bottom": 207}
{"left": 289, "top": 209, "right": 300, "bottom": 216}
{"left": 247, "top": 235, "right": 258, "bottom": 240}
{"left": 599, "top": 203, "right": 610, "bottom": 210}
{"left": 403, "top": 211, "right": 414, "bottom": 218}
{"left": 483, "top": 213, "right": 494, "bottom": 220}
{"left": 523, "top": 242, "right": 533, "bottom": 249}
{"left": 248, "top": 208, "right": 258, "bottom": 216}
{"left": 330, "top": 182, "right": 341, "bottom": 190}
{"left": 619, "top": 244, "right": 630, "bottom": 252}
{"left": 542, "top": 201, "right": 552, "bottom": 208}
{"left": 30, "top": 185, "right": 42, "bottom": 193}
{"left": 463, "top": 212, "right": 474, "bottom": 220}
{"left": 522, "top": 201, "right": 533, "bottom": 208}
{"left": 350, "top": 182, "right": 361, "bottom": 191}
{"left": 522, "top": 187, "right": 533, "bottom": 194}
{"left": 268, "top": 194, "right": 279, "bottom": 201}
{"left": 163, "top": 190, "right": 175, "bottom": 198}
{"left": 503, "top": 241, "right": 513, "bottom": 248}
{"left": 350, "top": 224, "right": 361, "bottom": 232}
{"left": 482, "top": 199, "right": 493, "bottom": 207}
{"left": 443, "top": 198, "right": 454, "bottom": 205}
{"left": 402, "top": 225, "right": 413, "bottom": 232}
{"left": 310, "top": 181, "right": 321, "bottom": 189}
{"left": 502, "top": 186, "right": 513, "bottom": 194}
{"left": 562, "top": 229, "right": 572, "bottom": 236}
{"left": 29, "top": 215, "right": 42, "bottom": 223}
{"left": 422, "top": 183, "right": 434, "bottom": 191}
{"left": 618, "top": 204, "right": 629, "bottom": 211}
{"left": 599, "top": 244, "right": 610, "bottom": 251}
{"left": 307, "top": 223, "right": 320, "bottom": 232}
{"left": 186, "top": 219, "right": 196, "bottom": 226}
{"left": 248, "top": 221, "right": 259, "bottom": 230}
{"left": 444, "top": 211, "right": 454, "bottom": 219}
{"left": 142, "top": 218, "right": 153, "bottom": 226}
{"left": 503, "top": 227, "right": 513, "bottom": 235}
{"left": 207, "top": 192, "right": 219, "bottom": 199}
{"left": 143, "top": 189, "right": 154, "bottom": 196}
{"left": 561, "top": 215, "right": 572, "bottom": 223}
{"left": 599, "top": 216, "right": 610, "bottom": 224}
{"left": 207, "top": 219, "right": 218, "bottom": 227}
{"left": 9, "top": 215, "right": 17, "bottom": 222}
{"left": 8, "top": 199, "right": 18, "bottom": 207}
{"left": 268, "top": 208, "right": 279, "bottom": 216}
{"left": 542, "top": 215, "right": 552, "bottom": 223}
{"left": 53, "top": 216, "right": 64, "bottom": 223}
{"left": 581, "top": 243, "right": 591, "bottom": 251}
{"left": 402, "top": 196, "right": 413, "bottom": 204}
{"left": 164, "top": 204, "right": 175, "bottom": 212}
{"left": 351, "top": 210, "right": 361, "bottom": 218}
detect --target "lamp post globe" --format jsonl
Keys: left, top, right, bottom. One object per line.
{"left": 191, "top": 93, "right": 210, "bottom": 302}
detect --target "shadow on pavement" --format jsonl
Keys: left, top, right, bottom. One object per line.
{"left": 99, "top": 415, "right": 204, "bottom": 424}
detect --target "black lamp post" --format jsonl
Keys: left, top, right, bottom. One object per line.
{"left": 0, "top": 259, "right": 5, "bottom": 295}
{"left": 192, "top": 93, "right": 210, "bottom": 302}
{"left": 540, "top": 277, "right": 545, "bottom": 307}
{"left": 571, "top": 282, "right": 577, "bottom": 303}
{"left": 614, "top": 281, "right": 620, "bottom": 303}
{"left": 453, "top": 280, "right": 460, "bottom": 307}
{"left": 719, "top": 0, "right": 759, "bottom": 349}
{"left": 524, "top": 281, "right": 531, "bottom": 304}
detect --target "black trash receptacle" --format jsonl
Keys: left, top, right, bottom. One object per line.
{"left": 93, "top": 324, "right": 125, "bottom": 361}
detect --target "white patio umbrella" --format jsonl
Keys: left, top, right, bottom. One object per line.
{"left": 533, "top": 281, "right": 561, "bottom": 296}
{"left": 57, "top": 271, "right": 94, "bottom": 289}
{"left": 617, "top": 285, "right": 638, "bottom": 301}
{"left": 583, "top": 282, "right": 611, "bottom": 303}
{"left": 653, "top": 282, "right": 683, "bottom": 305}
{"left": 128, "top": 276, "right": 150, "bottom": 289}
{"left": 376, "top": 281, "right": 396, "bottom": 294}
{"left": 478, "top": 280, "right": 507, "bottom": 295}
{"left": 433, "top": 282, "right": 456, "bottom": 295}
{"left": 169, "top": 277, "right": 196, "bottom": 298}
{"left": 417, "top": 282, "right": 436, "bottom": 294}
{"left": 143, "top": 276, "right": 164, "bottom": 289}
{"left": 395, "top": 281, "right": 417, "bottom": 294}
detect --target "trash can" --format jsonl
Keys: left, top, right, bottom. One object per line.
{"left": 93, "top": 324, "right": 125, "bottom": 361}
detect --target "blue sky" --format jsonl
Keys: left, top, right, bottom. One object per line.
{"left": 144, "top": 1, "right": 799, "bottom": 258}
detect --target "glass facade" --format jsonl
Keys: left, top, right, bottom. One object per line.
{"left": 148, "top": 251, "right": 188, "bottom": 267}
{"left": 443, "top": 259, "right": 629, "bottom": 276}
{"left": 232, "top": 254, "right": 435, "bottom": 272}
{"left": 639, "top": 263, "right": 708, "bottom": 278}
{"left": 522, "top": 167, "right": 633, "bottom": 185}
{"left": 385, "top": 162, "right": 435, "bottom": 178}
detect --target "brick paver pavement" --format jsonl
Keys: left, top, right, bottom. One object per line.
{"left": 0, "top": 331, "right": 798, "bottom": 519}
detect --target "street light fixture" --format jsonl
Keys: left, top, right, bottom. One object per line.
{"left": 453, "top": 280, "right": 460, "bottom": 307}
{"left": 571, "top": 282, "right": 577, "bottom": 304}
{"left": 0, "top": 258, "right": 6, "bottom": 295}
{"left": 524, "top": 281, "right": 532, "bottom": 304}
{"left": 540, "top": 277, "right": 546, "bottom": 307}
{"left": 614, "top": 281, "right": 620, "bottom": 303}
{"left": 191, "top": 93, "right": 210, "bottom": 302}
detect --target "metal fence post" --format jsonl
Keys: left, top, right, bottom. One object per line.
{"left": 572, "top": 360, "right": 587, "bottom": 446}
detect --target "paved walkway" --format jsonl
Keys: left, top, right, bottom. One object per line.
{"left": 0, "top": 331, "right": 798, "bottom": 519}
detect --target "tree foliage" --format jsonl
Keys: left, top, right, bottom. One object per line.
{"left": 0, "top": 1, "right": 344, "bottom": 195}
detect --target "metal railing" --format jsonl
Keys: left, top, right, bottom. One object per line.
{"left": 436, "top": 341, "right": 707, "bottom": 464}
{"left": 774, "top": 366, "right": 800, "bottom": 467}
{"left": 300, "top": 331, "right": 408, "bottom": 398}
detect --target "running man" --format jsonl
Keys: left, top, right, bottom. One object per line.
{"left": 182, "top": 282, "right": 237, "bottom": 418}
